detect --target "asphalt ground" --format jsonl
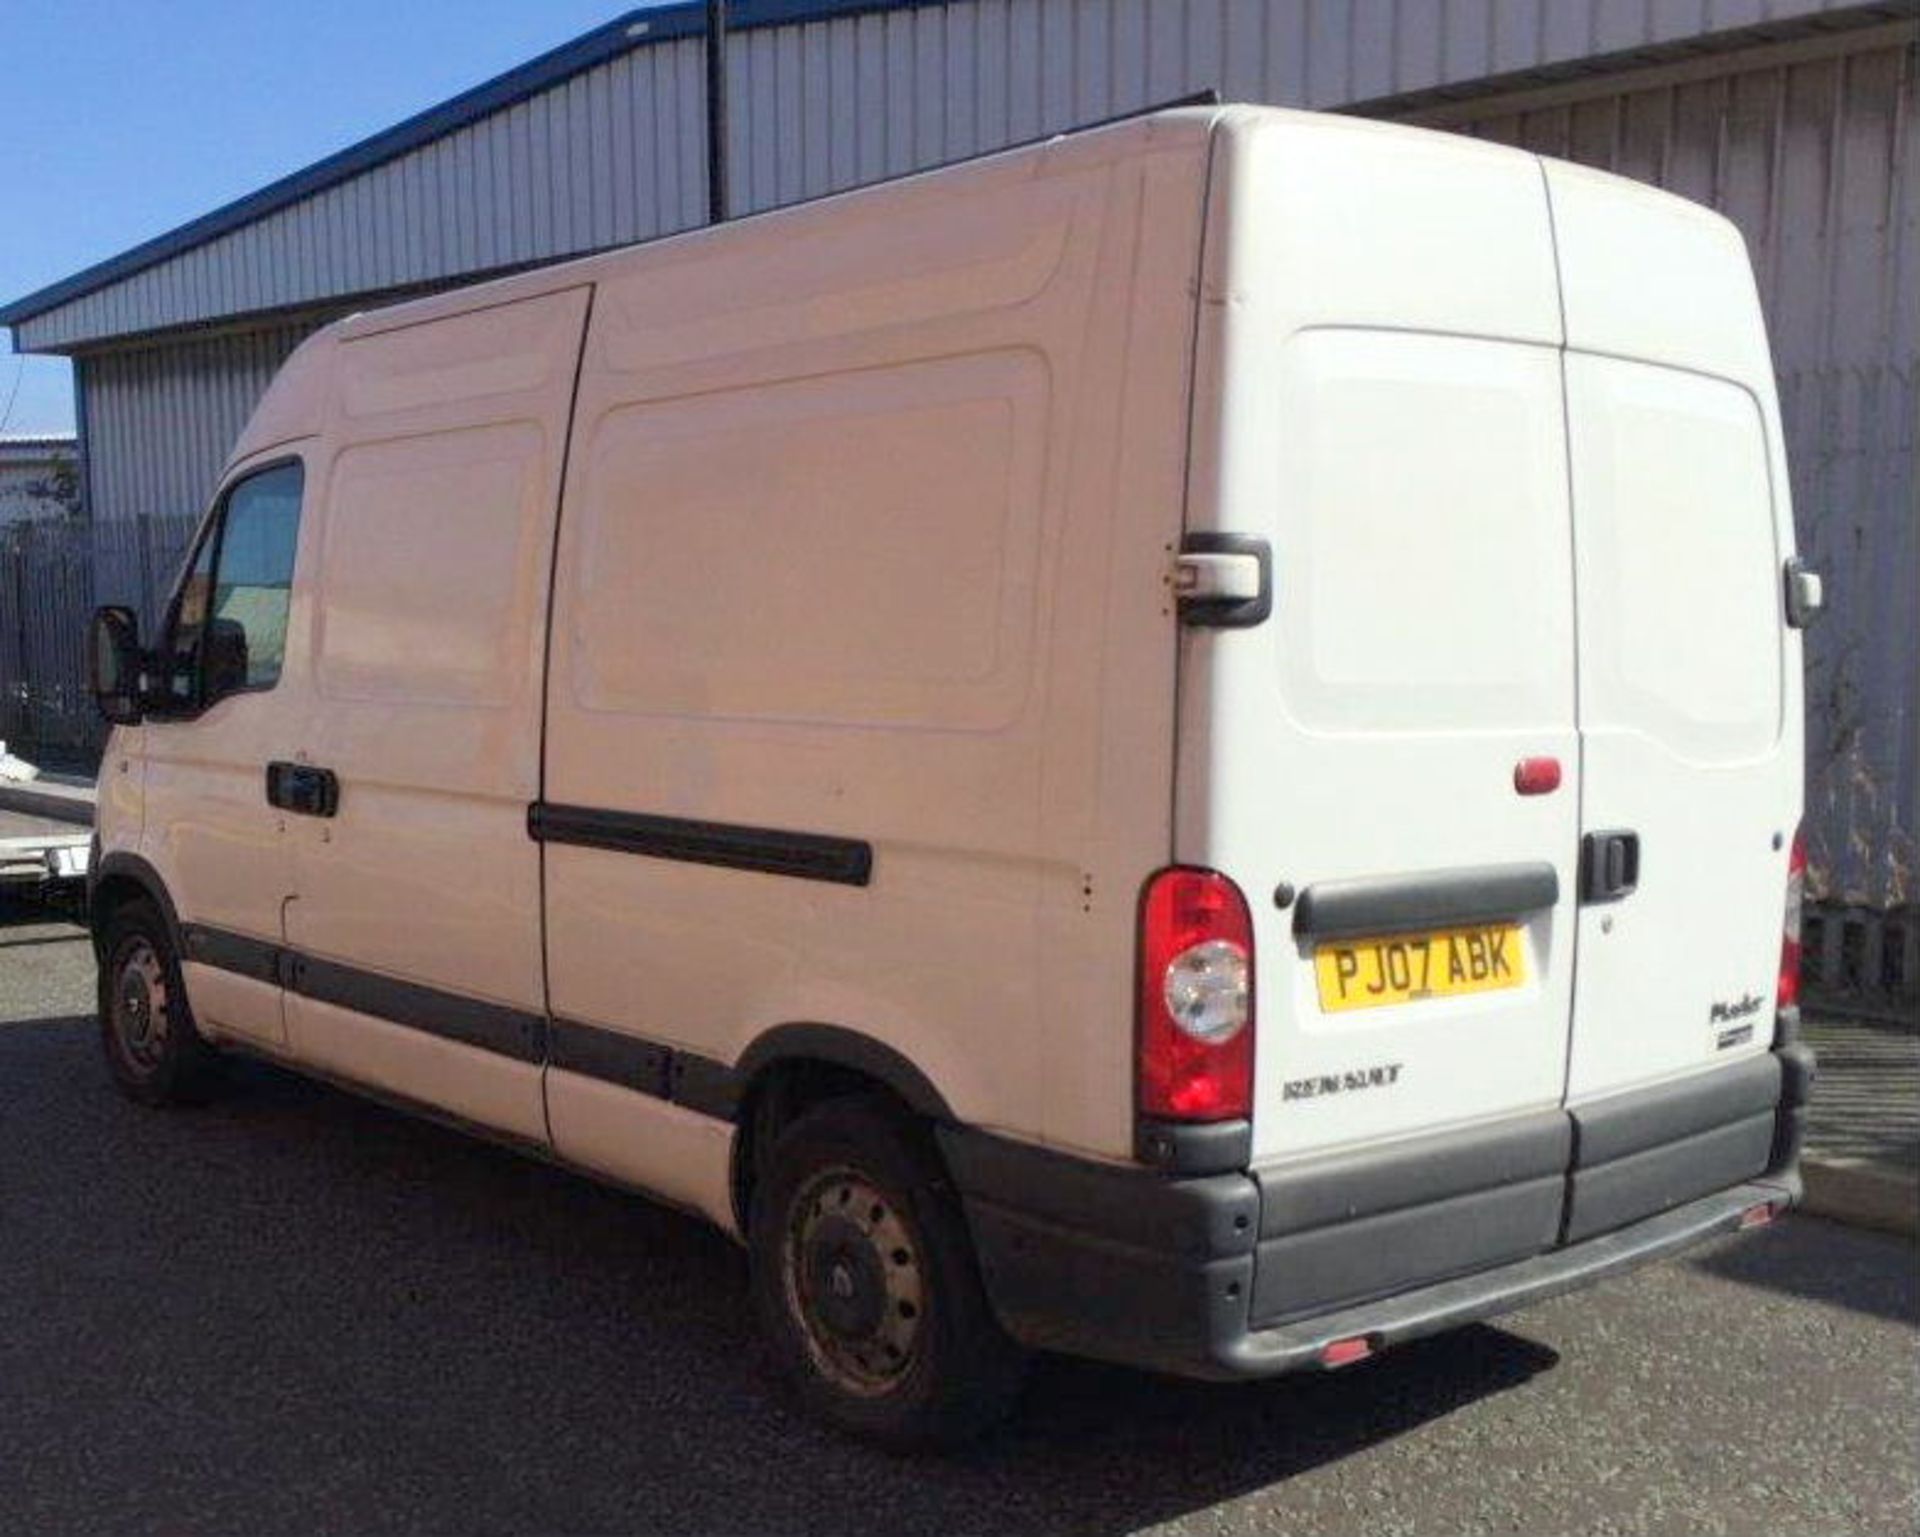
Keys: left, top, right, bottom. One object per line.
{"left": 2, "top": 893, "right": 1915, "bottom": 1536}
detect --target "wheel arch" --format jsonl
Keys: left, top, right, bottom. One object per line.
{"left": 728, "top": 1022, "right": 959, "bottom": 1234}
{"left": 735, "top": 1023, "right": 956, "bottom": 1123}
{"left": 88, "top": 852, "right": 183, "bottom": 961}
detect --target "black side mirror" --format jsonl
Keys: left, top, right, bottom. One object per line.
{"left": 203, "top": 617, "right": 249, "bottom": 700}
{"left": 88, "top": 606, "right": 144, "bottom": 725}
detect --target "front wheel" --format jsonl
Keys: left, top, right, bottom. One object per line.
{"left": 749, "top": 1096, "right": 1026, "bottom": 1448}
{"left": 98, "top": 900, "right": 218, "bottom": 1106}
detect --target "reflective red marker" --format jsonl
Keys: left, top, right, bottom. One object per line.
{"left": 1513, "top": 756, "right": 1562, "bottom": 796}
{"left": 1320, "top": 1335, "right": 1376, "bottom": 1369}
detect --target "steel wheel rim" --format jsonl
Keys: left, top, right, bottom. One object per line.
{"left": 782, "top": 1165, "right": 926, "bottom": 1396}
{"left": 113, "top": 938, "right": 170, "bottom": 1074}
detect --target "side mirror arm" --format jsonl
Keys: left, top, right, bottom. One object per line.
{"left": 87, "top": 605, "right": 147, "bottom": 726}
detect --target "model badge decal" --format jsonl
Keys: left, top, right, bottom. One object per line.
{"left": 1282, "top": 1062, "right": 1404, "bottom": 1102}
{"left": 1716, "top": 1023, "right": 1756, "bottom": 1051}
{"left": 1708, "top": 992, "right": 1764, "bottom": 1025}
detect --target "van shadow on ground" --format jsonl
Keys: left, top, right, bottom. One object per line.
{"left": 1684, "top": 1209, "right": 1917, "bottom": 1327}
{"left": 0, "top": 1003, "right": 1561, "bottom": 1536}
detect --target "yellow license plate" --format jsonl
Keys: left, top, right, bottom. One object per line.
{"left": 1314, "top": 923, "right": 1526, "bottom": 1013}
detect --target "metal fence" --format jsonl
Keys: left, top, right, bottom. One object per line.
{"left": 1805, "top": 904, "right": 1920, "bottom": 1026}
{"left": 0, "top": 513, "right": 198, "bottom": 766}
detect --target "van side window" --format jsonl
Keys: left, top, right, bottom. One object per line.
{"left": 159, "top": 461, "right": 304, "bottom": 712}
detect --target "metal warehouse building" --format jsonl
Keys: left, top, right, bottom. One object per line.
{"left": 2, "top": 0, "right": 1915, "bottom": 914}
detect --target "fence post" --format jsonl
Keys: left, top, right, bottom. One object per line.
{"left": 137, "top": 514, "right": 155, "bottom": 631}
{"left": 0, "top": 534, "right": 16, "bottom": 746}
{"left": 11, "top": 531, "right": 28, "bottom": 717}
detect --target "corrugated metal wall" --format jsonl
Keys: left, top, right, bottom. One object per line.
{"left": 18, "top": 39, "right": 711, "bottom": 354}
{"left": 1448, "top": 36, "right": 1916, "bottom": 904}
{"left": 11, "top": 0, "right": 1872, "bottom": 351}
{"left": 79, "top": 321, "right": 331, "bottom": 523}
{"left": 717, "top": 0, "right": 1882, "bottom": 212}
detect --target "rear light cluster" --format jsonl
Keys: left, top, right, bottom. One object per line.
{"left": 1138, "top": 867, "right": 1254, "bottom": 1122}
{"left": 1778, "top": 825, "right": 1806, "bottom": 1009}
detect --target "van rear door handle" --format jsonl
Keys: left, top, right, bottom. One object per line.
{"left": 266, "top": 761, "right": 339, "bottom": 818}
{"left": 1580, "top": 830, "right": 1639, "bottom": 903}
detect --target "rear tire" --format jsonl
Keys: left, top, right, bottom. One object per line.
{"left": 98, "top": 900, "right": 218, "bottom": 1106}
{"left": 749, "top": 1095, "right": 1026, "bottom": 1448}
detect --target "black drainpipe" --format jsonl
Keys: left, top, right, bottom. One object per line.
{"left": 706, "top": 0, "right": 729, "bottom": 224}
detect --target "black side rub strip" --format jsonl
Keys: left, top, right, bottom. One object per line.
{"left": 528, "top": 802, "right": 872, "bottom": 887}
{"left": 548, "top": 1016, "right": 672, "bottom": 1097}
{"left": 181, "top": 925, "right": 281, "bottom": 986}
{"left": 1292, "top": 861, "right": 1560, "bottom": 942}
{"left": 182, "top": 925, "right": 546, "bottom": 1062}
{"left": 296, "top": 954, "right": 547, "bottom": 1063}
{"left": 545, "top": 1018, "right": 742, "bottom": 1118}
{"left": 182, "top": 925, "right": 742, "bottom": 1115}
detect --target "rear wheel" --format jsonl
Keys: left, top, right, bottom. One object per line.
{"left": 98, "top": 900, "right": 218, "bottom": 1106}
{"left": 749, "top": 1095, "right": 1026, "bottom": 1448}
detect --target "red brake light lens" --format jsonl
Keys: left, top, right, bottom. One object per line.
{"left": 1138, "top": 867, "right": 1254, "bottom": 1122}
{"left": 1778, "top": 826, "right": 1806, "bottom": 1009}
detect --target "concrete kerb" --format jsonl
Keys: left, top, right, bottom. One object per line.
{"left": 1801, "top": 1158, "right": 1919, "bottom": 1237}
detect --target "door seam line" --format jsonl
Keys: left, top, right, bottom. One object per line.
{"left": 1538, "top": 155, "right": 1585, "bottom": 1117}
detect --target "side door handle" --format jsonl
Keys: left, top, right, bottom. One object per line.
{"left": 1580, "top": 829, "right": 1639, "bottom": 903}
{"left": 266, "top": 761, "right": 339, "bottom": 819}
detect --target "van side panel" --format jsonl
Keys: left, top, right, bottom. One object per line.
{"left": 540, "top": 124, "right": 1210, "bottom": 1171}
{"left": 280, "top": 288, "right": 592, "bottom": 1144}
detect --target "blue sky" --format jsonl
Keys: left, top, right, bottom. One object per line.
{"left": 0, "top": 0, "right": 662, "bottom": 435}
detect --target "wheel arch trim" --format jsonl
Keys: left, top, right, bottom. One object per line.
{"left": 88, "top": 851, "right": 183, "bottom": 960}
{"left": 733, "top": 1023, "right": 957, "bottom": 1124}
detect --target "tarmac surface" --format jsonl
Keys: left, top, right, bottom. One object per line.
{"left": 2, "top": 893, "right": 1915, "bottom": 1536}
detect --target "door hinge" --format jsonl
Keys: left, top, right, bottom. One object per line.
{"left": 1784, "top": 557, "right": 1823, "bottom": 628}
{"left": 1175, "top": 533, "right": 1272, "bottom": 629}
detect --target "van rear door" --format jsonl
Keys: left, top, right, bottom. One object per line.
{"left": 1546, "top": 164, "right": 1803, "bottom": 1105}
{"left": 1181, "top": 115, "right": 1582, "bottom": 1166}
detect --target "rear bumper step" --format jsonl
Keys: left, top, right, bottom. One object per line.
{"left": 1216, "top": 1175, "right": 1798, "bottom": 1379}
{"left": 940, "top": 1036, "right": 1811, "bottom": 1381}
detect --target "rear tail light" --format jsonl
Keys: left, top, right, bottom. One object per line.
{"left": 1138, "top": 867, "right": 1254, "bottom": 1121}
{"left": 1778, "top": 826, "right": 1806, "bottom": 1009}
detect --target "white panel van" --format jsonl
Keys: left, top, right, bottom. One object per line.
{"left": 85, "top": 105, "right": 1818, "bottom": 1446}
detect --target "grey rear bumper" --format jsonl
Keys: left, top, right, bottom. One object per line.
{"left": 940, "top": 1027, "right": 1812, "bottom": 1381}
{"left": 1216, "top": 1174, "right": 1796, "bottom": 1378}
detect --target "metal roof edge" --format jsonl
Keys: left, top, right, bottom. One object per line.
{"left": 0, "top": 0, "right": 946, "bottom": 330}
